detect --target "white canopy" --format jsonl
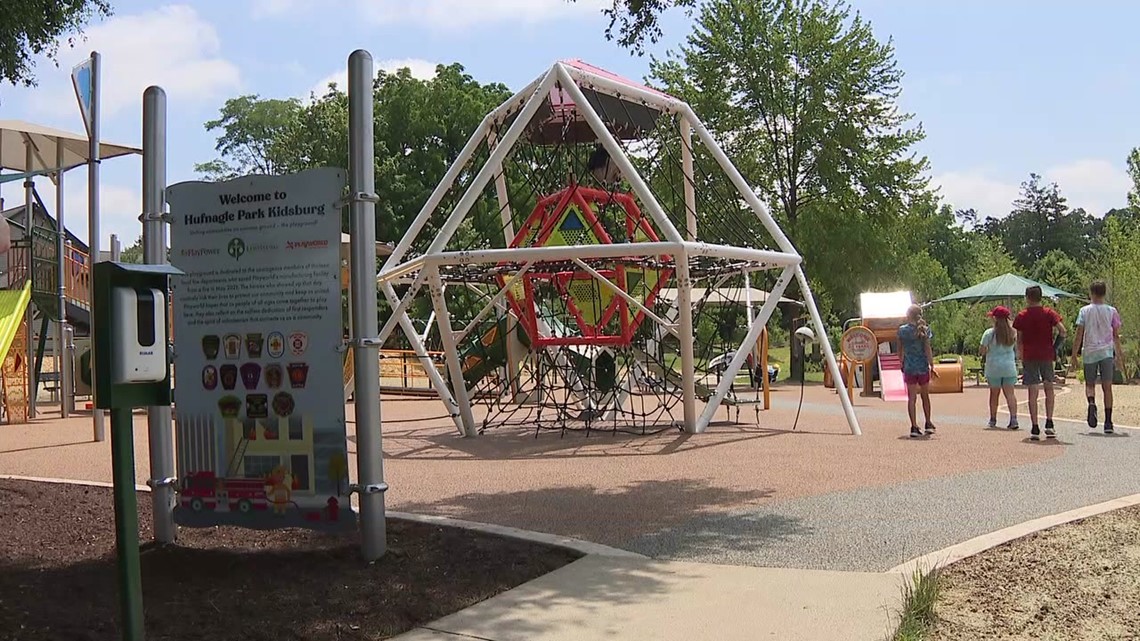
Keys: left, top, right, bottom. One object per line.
{"left": 0, "top": 119, "right": 140, "bottom": 173}
{"left": 657, "top": 287, "right": 799, "bottom": 306}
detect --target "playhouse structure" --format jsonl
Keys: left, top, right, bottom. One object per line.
{"left": 374, "top": 60, "right": 860, "bottom": 436}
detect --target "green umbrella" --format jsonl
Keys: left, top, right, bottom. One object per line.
{"left": 931, "top": 273, "right": 1081, "bottom": 305}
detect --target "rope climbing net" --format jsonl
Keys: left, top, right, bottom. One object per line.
{"left": 375, "top": 61, "right": 846, "bottom": 437}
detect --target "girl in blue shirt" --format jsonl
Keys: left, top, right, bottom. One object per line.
{"left": 980, "top": 306, "right": 1019, "bottom": 430}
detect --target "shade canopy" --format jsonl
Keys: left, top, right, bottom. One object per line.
{"left": 0, "top": 119, "right": 140, "bottom": 174}
{"left": 657, "top": 287, "right": 799, "bottom": 307}
{"left": 932, "top": 273, "right": 1080, "bottom": 305}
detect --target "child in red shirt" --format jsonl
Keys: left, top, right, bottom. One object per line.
{"left": 1012, "top": 285, "right": 1067, "bottom": 440}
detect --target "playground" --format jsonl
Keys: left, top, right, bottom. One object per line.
{"left": 4, "top": 53, "right": 1140, "bottom": 641}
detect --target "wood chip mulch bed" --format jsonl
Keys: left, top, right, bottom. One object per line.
{"left": 0, "top": 479, "right": 580, "bottom": 640}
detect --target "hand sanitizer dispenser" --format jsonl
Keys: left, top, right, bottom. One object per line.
{"left": 111, "top": 287, "right": 167, "bottom": 384}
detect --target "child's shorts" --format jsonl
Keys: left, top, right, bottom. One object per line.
{"left": 987, "top": 375, "right": 1017, "bottom": 388}
{"left": 903, "top": 372, "right": 930, "bottom": 386}
{"left": 1084, "top": 357, "right": 1114, "bottom": 383}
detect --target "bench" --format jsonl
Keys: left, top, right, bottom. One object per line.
{"left": 39, "top": 372, "right": 61, "bottom": 402}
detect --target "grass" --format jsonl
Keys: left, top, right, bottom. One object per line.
{"left": 891, "top": 566, "right": 941, "bottom": 641}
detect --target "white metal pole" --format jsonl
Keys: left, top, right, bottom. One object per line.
{"left": 680, "top": 116, "right": 697, "bottom": 241}
{"left": 796, "top": 266, "right": 861, "bottom": 435}
{"left": 674, "top": 255, "right": 698, "bottom": 432}
{"left": 697, "top": 266, "right": 794, "bottom": 431}
{"left": 348, "top": 50, "right": 388, "bottom": 560}
{"left": 414, "top": 241, "right": 796, "bottom": 268}
{"left": 55, "top": 146, "right": 70, "bottom": 419}
{"left": 555, "top": 64, "right": 684, "bottom": 244}
{"left": 23, "top": 147, "right": 36, "bottom": 420}
{"left": 142, "top": 85, "right": 177, "bottom": 544}
{"left": 379, "top": 282, "right": 464, "bottom": 435}
{"left": 744, "top": 270, "right": 757, "bottom": 366}
{"left": 423, "top": 71, "right": 556, "bottom": 255}
{"left": 488, "top": 128, "right": 523, "bottom": 400}
{"left": 681, "top": 106, "right": 797, "bottom": 255}
{"left": 426, "top": 267, "right": 477, "bottom": 436}
{"left": 89, "top": 50, "right": 105, "bottom": 441}
{"left": 110, "top": 234, "right": 120, "bottom": 261}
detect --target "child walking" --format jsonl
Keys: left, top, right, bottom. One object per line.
{"left": 1070, "top": 280, "right": 1123, "bottom": 434}
{"left": 899, "top": 304, "right": 938, "bottom": 437}
{"left": 1013, "top": 285, "right": 1066, "bottom": 440}
{"left": 980, "top": 306, "right": 1019, "bottom": 429}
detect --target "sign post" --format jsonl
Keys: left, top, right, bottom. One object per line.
{"left": 73, "top": 51, "right": 106, "bottom": 442}
{"left": 167, "top": 168, "right": 353, "bottom": 531}
{"left": 93, "top": 261, "right": 183, "bottom": 641}
{"left": 840, "top": 326, "right": 878, "bottom": 404}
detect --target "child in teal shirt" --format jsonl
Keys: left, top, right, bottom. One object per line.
{"left": 980, "top": 305, "right": 1019, "bottom": 430}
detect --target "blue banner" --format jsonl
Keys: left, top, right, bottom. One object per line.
{"left": 71, "top": 58, "right": 94, "bottom": 137}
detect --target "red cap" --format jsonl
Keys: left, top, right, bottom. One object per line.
{"left": 988, "top": 305, "right": 1011, "bottom": 319}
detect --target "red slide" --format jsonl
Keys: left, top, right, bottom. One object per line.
{"left": 878, "top": 353, "right": 908, "bottom": 402}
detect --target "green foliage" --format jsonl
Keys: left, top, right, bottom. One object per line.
{"left": 195, "top": 95, "right": 304, "bottom": 180}
{"left": 1128, "top": 148, "right": 1140, "bottom": 212}
{"left": 892, "top": 566, "right": 941, "bottom": 641}
{"left": 196, "top": 64, "right": 511, "bottom": 243}
{"left": 0, "top": 0, "right": 111, "bottom": 88}
{"left": 983, "top": 173, "right": 1096, "bottom": 267}
{"left": 119, "top": 237, "right": 143, "bottom": 264}
{"left": 567, "top": 0, "right": 697, "bottom": 53}
{"left": 650, "top": 0, "right": 928, "bottom": 314}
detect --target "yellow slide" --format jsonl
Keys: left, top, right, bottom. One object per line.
{"left": 0, "top": 282, "right": 33, "bottom": 424}
{"left": 0, "top": 282, "right": 32, "bottom": 364}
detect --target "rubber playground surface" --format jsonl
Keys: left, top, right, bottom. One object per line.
{"left": 4, "top": 382, "right": 1139, "bottom": 572}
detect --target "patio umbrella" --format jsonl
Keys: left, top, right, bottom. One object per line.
{"left": 931, "top": 273, "right": 1081, "bottom": 305}
{"left": 0, "top": 120, "right": 139, "bottom": 173}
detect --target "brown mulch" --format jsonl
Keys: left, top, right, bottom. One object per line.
{"left": 0, "top": 479, "right": 580, "bottom": 641}
{"left": 929, "top": 504, "right": 1140, "bottom": 641}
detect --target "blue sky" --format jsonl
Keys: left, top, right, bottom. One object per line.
{"left": 1, "top": 0, "right": 1137, "bottom": 245}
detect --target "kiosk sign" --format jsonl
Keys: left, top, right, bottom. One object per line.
{"left": 167, "top": 168, "right": 351, "bottom": 530}
{"left": 841, "top": 326, "right": 878, "bottom": 363}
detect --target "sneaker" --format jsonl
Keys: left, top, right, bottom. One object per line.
{"left": 1088, "top": 404, "right": 1098, "bottom": 428}
{"left": 1105, "top": 422, "right": 1114, "bottom": 435}
{"left": 910, "top": 426, "right": 923, "bottom": 438}
{"left": 987, "top": 418, "right": 997, "bottom": 429}
{"left": 1008, "top": 419, "right": 1020, "bottom": 430}
{"left": 924, "top": 422, "right": 936, "bottom": 435}
{"left": 1044, "top": 421, "right": 1055, "bottom": 439}
{"left": 1030, "top": 425, "right": 1041, "bottom": 441}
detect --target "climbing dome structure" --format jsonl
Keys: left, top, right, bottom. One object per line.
{"left": 376, "top": 60, "right": 859, "bottom": 437}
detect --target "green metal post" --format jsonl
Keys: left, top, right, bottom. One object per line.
{"left": 109, "top": 406, "right": 145, "bottom": 640}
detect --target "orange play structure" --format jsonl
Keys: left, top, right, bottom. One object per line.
{"left": 825, "top": 291, "right": 962, "bottom": 396}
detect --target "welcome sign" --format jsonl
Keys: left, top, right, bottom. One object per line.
{"left": 167, "top": 168, "right": 351, "bottom": 530}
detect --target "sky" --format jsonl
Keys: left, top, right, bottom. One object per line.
{"left": 1, "top": 0, "right": 1138, "bottom": 246}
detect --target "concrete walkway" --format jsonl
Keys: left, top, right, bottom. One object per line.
{"left": 623, "top": 395, "right": 1140, "bottom": 571}
{"left": 392, "top": 556, "right": 900, "bottom": 641}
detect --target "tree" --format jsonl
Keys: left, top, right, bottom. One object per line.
{"left": 1031, "top": 249, "right": 1085, "bottom": 296}
{"left": 0, "top": 0, "right": 111, "bottom": 89}
{"left": 195, "top": 95, "right": 303, "bottom": 180}
{"left": 119, "top": 236, "right": 143, "bottom": 263}
{"left": 650, "top": 0, "right": 927, "bottom": 373}
{"left": 1129, "top": 147, "right": 1140, "bottom": 211}
{"left": 200, "top": 64, "right": 512, "bottom": 243}
{"left": 985, "top": 173, "right": 1093, "bottom": 268}
{"left": 593, "top": 0, "right": 696, "bottom": 53}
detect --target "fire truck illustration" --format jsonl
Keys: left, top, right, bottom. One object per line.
{"left": 180, "top": 471, "right": 270, "bottom": 514}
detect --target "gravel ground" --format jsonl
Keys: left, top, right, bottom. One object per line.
{"left": 1050, "top": 383, "right": 1140, "bottom": 427}
{"left": 930, "top": 504, "right": 1140, "bottom": 641}
{"left": 625, "top": 415, "right": 1140, "bottom": 571}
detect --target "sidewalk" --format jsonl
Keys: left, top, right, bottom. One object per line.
{"left": 393, "top": 555, "right": 901, "bottom": 641}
